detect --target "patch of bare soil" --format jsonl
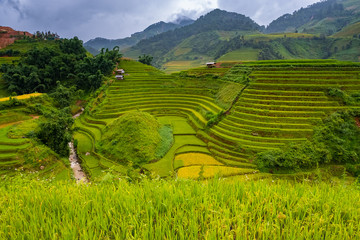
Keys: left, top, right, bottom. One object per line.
{"left": 0, "top": 26, "right": 32, "bottom": 49}
{"left": 355, "top": 117, "right": 360, "bottom": 128}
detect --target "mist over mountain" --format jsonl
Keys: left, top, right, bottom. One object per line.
{"left": 84, "top": 17, "right": 194, "bottom": 55}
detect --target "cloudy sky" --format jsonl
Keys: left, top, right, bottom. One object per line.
{"left": 0, "top": 0, "right": 320, "bottom": 42}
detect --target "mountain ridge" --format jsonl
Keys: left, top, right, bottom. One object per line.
{"left": 266, "top": 0, "right": 360, "bottom": 34}
{"left": 84, "top": 17, "right": 194, "bottom": 54}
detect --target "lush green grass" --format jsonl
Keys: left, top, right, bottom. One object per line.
{"left": 98, "top": 111, "right": 163, "bottom": 166}
{"left": 1, "top": 40, "right": 57, "bottom": 54}
{"left": 163, "top": 60, "right": 204, "bottom": 73}
{"left": 0, "top": 56, "right": 20, "bottom": 65}
{"left": 81, "top": 59, "right": 360, "bottom": 179}
{"left": 73, "top": 132, "right": 93, "bottom": 154}
{"left": 158, "top": 116, "right": 196, "bottom": 135}
{"left": 1, "top": 177, "right": 359, "bottom": 239}
{"left": 216, "top": 82, "right": 245, "bottom": 109}
{"left": 204, "top": 62, "right": 360, "bottom": 166}
{"left": 0, "top": 75, "right": 8, "bottom": 98}
{"left": 145, "top": 135, "right": 207, "bottom": 177}
{"left": 218, "top": 48, "right": 260, "bottom": 61}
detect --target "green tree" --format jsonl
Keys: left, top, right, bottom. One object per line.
{"left": 50, "top": 82, "right": 76, "bottom": 108}
{"left": 36, "top": 109, "right": 74, "bottom": 156}
{"left": 138, "top": 54, "right": 153, "bottom": 65}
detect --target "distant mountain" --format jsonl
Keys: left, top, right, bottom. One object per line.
{"left": 86, "top": 0, "right": 360, "bottom": 70}
{"left": 266, "top": 0, "right": 360, "bottom": 35}
{"left": 127, "top": 9, "right": 261, "bottom": 66}
{"left": 84, "top": 18, "right": 194, "bottom": 54}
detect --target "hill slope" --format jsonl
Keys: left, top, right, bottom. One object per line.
{"left": 127, "top": 9, "right": 261, "bottom": 66}
{"left": 266, "top": 0, "right": 360, "bottom": 35}
{"left": 72, "top": 59, "right": 360, "bottom": 180}
{"left": 0, "top": 26, "right": 32, "bottom": 49}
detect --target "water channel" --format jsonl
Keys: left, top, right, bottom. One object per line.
{"left": 69, "top": 108, "right": 88, "bottom": 183}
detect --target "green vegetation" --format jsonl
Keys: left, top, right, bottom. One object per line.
{"left": 138, "top": 54, "right": 153, "bottom": 66}
{"left": 72, "top": 59, "right": 360, "bottom": 180}
{"left": 36, "top": 108, "right": 74, "bottom": 157}
{"left": 217, "top": 48, "right": 259, "bottom": 61}
{"left": 0, "top": 49, "right": 21, "bottom": 57}
{"left": 162, "top": 60, "right": 204, "bottom": 73}
{"left": 216, "top": 82, "right": 245, "bottom": 109}
{"left": 1, "top": 5, "right": 360, "bottom": 238}
{"left": 98, "top": 111, "right": 166, "bottom": 167}
{"left": 1, "top": 177, "right": 360, "bottom": 239}
{"left": 327, "top": 88, "right": 360, "bottom": 106}
{"left": 155, "top": 125, "right": 173, "bottom": 159}
{"left": 0, "top": 57, "right": 20, "bottom": 66}
{"left": 1, "top": 40, "right": 58, "bottom": 55}
{"left": 121, "top": 0, "right": 360, "bottom": 71}
{"left": 266, "top": 0, "right": 355, "bottom": 35}
{"left": 130, "top": 9, "right": 260, "bottom": 67}
{"left": 0, "top": 37, "right": 121, "bottom": 94}
{"left": 84, "top": 19, "right": 194, "bottom": 53}
{"left": 254, "top": 77, "right": 359, "bottom": 171}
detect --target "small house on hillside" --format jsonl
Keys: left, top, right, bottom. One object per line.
{"left": 116, "top": 69, "right": 125, "bottom": 74}
{"left": 115, "top": 69, "right": 125, "bottom": 80}
{"left": 115, "top": 75, "right": 124, "bottom": 80}
{"left": 206, "top": 62, "right": 216, "bottom": 68}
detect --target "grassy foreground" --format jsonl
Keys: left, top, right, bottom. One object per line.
{"left": 1, "top": 177, "right": 359, "bottom": 239}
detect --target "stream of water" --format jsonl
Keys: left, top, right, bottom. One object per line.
{"left": 69, "top": 108, "right": 88, "bottom": 183}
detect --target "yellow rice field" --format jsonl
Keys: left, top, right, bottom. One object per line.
{"left": 202, "top": 166, "right": 258, "bottom": 178}
{"left": 177, "top": 165, "right": 258, "bottom": 179}
{"left": 175, "top": 153, "right": 223, "bottom": 167}
{"left": 177, "top": 166, "right": 202, "bottom": 179}
{"left": 0, "top": 93, "right": 42, "bottom": 102}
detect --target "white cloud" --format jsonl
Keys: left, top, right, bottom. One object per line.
{"left": 0, "top": 0, "right": 322, "bottom": 41}
{"left": 217, "top": 0, "right": 321, "bottom": 26}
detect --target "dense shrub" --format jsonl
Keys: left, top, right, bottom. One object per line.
{"left": 36, "top": 108, "right": 74, "bottom": 156}
{"left": 49, "top": 82, "right": 76, "bottom": 108}
{"left": 222, "top": 65, "right": 252, "bottom": 84}
{"left": 206, "top": 110, "right": 225, "bottom": 127}
{"left": 0, "top": 49, "right": 21, "bottom": 57}
{"left": 327, "top": 88, "right": 360, "bottom": 105}
{"left": 98, "top": 112, "right": 165, "bottom": 167}
{"left": 256, "top": 110, "right": 360, "bottom": 171}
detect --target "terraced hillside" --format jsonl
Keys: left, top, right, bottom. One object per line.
{"left": 207, "top": 60, "right": 360, "bottom": 165}
{"left": 0, "top": 96, "right": 71, "bottom": 180}
{"left": 75, "top": 59, "right": 360, "bottom": 180}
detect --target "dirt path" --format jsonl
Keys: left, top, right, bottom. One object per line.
{"left": 72, "top": 108, "right": 84, "bottom": 119}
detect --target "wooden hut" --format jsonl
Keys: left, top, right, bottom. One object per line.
{"left": 115, "top": 75, "right": 124, "bottom": 80}
{"left": 206, "top": 62, "right": 216, "bottom": 68}
{"left": 116, "top": 69, "right": 125, "bottom": 74}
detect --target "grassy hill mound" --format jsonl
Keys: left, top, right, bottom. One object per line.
{"left": 98, "top": 111, "right": 171, "bottom": 166}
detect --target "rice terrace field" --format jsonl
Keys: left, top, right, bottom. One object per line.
{"left": 2, "top": 0, "right": 360, "bottom": 237}
{"left": 1, "top": 40, "right": 360, "bottom": 240}
{"left": 69, "top": 59, "right": 360, "bottom": 182}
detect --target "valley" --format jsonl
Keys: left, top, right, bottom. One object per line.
{"left": 0, "top": 0, "right": 360, "bottom": 238}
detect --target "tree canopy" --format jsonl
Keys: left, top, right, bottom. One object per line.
{"left": 0, "top": 37, "right": 122, "bottom": 95}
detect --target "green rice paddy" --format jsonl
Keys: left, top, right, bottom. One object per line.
{"left": 68, "top": 59, "right": 360, "bottom": 181}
